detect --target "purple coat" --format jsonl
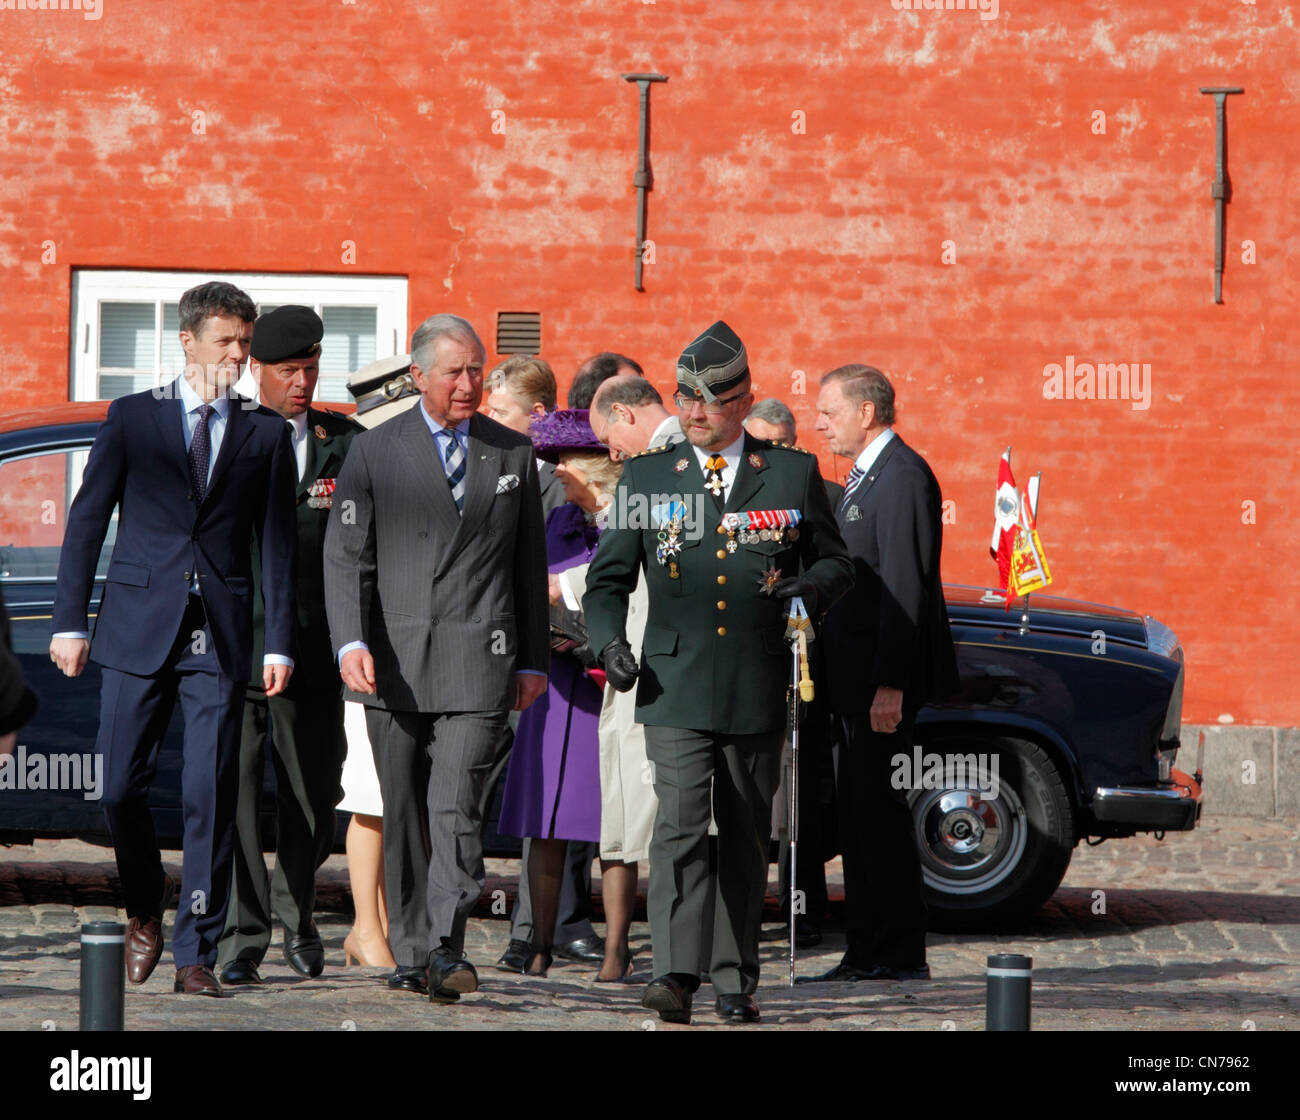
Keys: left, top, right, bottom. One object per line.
{"left": 499, "top": 504, "right": 604, "bottom": 842}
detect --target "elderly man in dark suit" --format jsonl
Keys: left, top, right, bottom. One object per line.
{"left": 801, "top": 364, "right": 958, "bottom": 984}
{"left": 218, "top": 306, "right": 365, "bottom": 985}
{"left": 50, "top": 280, "right": 298, "bottom": 997}
{"left": 324, "top": 313, "right": 549, "bottom": 1004}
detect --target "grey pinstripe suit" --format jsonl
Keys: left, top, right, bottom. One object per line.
{"left": 323, "top": 406, "right": 549, "bottom": 963}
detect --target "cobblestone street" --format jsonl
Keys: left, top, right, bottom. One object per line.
{"left": 1, "top": 815, "right": 1296, "bottom": 1031}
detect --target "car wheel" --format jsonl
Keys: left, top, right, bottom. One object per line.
{"left": 908, "top": 735, "right": 1075, "bottom": 930}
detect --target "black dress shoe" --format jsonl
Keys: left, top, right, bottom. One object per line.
{"left": 387, "top": 966, "right": 429, "bottom": 995}
{"left": 282, "top": 925, "right": 325, "bottom": 979}
{"left": 715, "top": 993, "right": 760, "bottom": 1024}
{"left": 860, "top": 963, "right": 931, "bottom": 981}
{"left": 429, "top": 948, "right": 478, "bottom": 1005}
{"left": 795, "top": 921, "right": 823, "bottom": 949}
{"left": 794, "top": 960, "right": 874, "bottom": 984}
{"left": 218, "top": 958, "right": 263, "bottom": 986}
{"left": 641, "top": 974, "right": 693, "bottom": 1024}
{"left": 495, "top": 938, "right": 532, "bottom": 974}
{"left": 554, "top": 935, "right": 605, "bottom": 963}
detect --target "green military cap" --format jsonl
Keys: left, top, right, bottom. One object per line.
{"left": 675, "top": 320, "right": 749, "bottom": 403}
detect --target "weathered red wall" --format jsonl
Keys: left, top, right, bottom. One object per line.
{"left": 0, "top": 1, "right": 1295, "bottom": 725}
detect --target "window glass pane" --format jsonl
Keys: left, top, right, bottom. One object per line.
{"left": 161, "top": 302, "right": 186, "bottom": 377}
{"left": 99, "top": 302, "right": 156, "bottom": 369}
{"left": 320, "top": 306, "right": 377, "bottom": 402}
{"left": 98, "top": 373, "right": 156, "bottom": 399}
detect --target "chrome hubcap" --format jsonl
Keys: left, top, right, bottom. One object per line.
{"left": 912, "top": 774, "right": 1028, "bottom": 896}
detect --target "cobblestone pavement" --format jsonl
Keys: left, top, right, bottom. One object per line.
{"left": 1, "top": 815, "right": 1296, "bottom": 1031}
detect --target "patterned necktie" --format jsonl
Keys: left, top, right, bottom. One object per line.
{"left": 841, "top": 464, "right": 864, "bottom": 509}
{"left": 704, "top": 454, "right": 727, "bottom": 500}
{"left": 189, "top": 403, "right": 214, "bottom": 502}
{"left": 440, "top": 428, "right": 466, "bottom": 512}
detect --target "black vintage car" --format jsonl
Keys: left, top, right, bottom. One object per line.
{"left": 0, "top": 407, "right": 1202, "bottom": 928}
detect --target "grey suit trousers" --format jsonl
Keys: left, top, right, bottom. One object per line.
{"left": 366, "top": 706, "right": 508, "bottom": 966}
{"left": 643, "top": 725, "right": 782, "bottom": 995}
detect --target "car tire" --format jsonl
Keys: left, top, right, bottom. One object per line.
{"left": 907, "top": 734, "right": 1076, "bottom": 930}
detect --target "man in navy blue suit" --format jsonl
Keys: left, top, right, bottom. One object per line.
{"left": 50, "top": 281, "right": 298, "bottom": 997}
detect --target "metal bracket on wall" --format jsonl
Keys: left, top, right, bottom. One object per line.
{"left": 1198, "top": 86, "right": 1244, "bottom": 304}
{"left": 622, "top": 72, "right": 668, "bottom": 292}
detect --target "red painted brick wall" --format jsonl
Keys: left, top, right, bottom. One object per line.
{"left": 0, "top": 1, "right": 1294, "bottom": 725}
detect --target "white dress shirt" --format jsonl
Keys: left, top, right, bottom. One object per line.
{"left": 844, "top": 427, "right": 896, "bottom": 502}
{"left": 691, "top": 432, "right": 747, "bottom": 504}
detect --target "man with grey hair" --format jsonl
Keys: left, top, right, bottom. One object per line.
{"left": 799, "top": 363, "right": 957, "bottom": 985}
{"left": 324, "top": 312, "right": 549, "bottom": 1005}
{"left": 743, "top": 397, "right": 797, "bottom": 445}
{"left": 589, "top": 375, "right": 682, "bottom": 460}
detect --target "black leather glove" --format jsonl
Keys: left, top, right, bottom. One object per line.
{"left": 600, "top": 638, "right": 640, "bottom": 693}
{"left": 571, "top": 641, "right": 600, "bottom": 671}
{"left": 774, "top": 576, "right": 819, "bottom": 618}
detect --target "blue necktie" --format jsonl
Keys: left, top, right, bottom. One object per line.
{"left": 841, "top": 464, "right": 864, "bottom": 509}
{"left": 439, "top": 428, "right": 466, "bottom": 513}
{"left": 189, "top": 403, "right": 214, "bottom": 502}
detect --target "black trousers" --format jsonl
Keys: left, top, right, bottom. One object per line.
{"left": 217, "top": 687, "right": 346, "bottom": 966}
{"left": 835, "top": 708, "right": 928, "bottom": 969}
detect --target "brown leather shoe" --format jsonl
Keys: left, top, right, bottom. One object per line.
{"left": 124, "top": 874, "right": 174, "bottom": 985}
{"left": 125, "top": 914, "right": 164, "bottom": 984}
{"left": 173, "top": 965, "right": 223, "bottom": 997}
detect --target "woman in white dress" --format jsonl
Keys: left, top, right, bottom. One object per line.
{"left": 336, "top": 355, "right": 419, "bottom": 970}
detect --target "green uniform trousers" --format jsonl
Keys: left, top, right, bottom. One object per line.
{"left": 217, "top": 688, "right": 346, "bottom": 966}
{"left": 644, "top": 724, "right": 782, "bottom": 995}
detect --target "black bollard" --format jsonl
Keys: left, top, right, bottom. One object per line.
{"left": 986, "top": 952, "right": 1032, "bottom": 1031}
{"left": 80, "top": 920, "right": 125, "bottom": 1031}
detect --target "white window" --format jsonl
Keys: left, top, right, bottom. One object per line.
{"left": 70, "top": 270, "right": 408, "bottom": 404}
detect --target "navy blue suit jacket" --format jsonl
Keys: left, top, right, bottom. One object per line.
{"left": 53, "top": 382, "right": 298, "bottom": 681}
{"left": 822, "top": 435, "right": 958, "bottom": 714}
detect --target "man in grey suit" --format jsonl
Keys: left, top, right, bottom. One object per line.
{"left": 323, "top": 313, "right": 549, "bottom": 1004}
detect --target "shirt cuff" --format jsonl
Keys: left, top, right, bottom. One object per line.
{"left": 338, "top": 640, "right": 369, "bottom": 664}
{"left": 557, "top": 571, "right": 581, "bottom": 612}
{"left": 263, "top": 654, "right": 294, "bottom": 668}
{"left": 52, "top": 632, "right": 90, "bottom": 641}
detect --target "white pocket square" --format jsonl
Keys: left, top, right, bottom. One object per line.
{"left": 496, "top": 473, "right": 520, "bottom": 494}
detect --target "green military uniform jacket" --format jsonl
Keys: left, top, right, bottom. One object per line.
{"left": 584, "top": 434, "right": 853, "bottom": 735}
{"left": 249, "top": 406, "right": 364, "bottom": 695}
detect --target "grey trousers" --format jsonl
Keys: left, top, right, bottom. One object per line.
{"left": 365, "top": 707, "right": 508, "bottom": 967}
{"left": 643, "top": 725, "right": 782, "bottom": 995}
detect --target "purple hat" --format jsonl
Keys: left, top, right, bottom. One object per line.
{"left": 529, "top": 409, "right": 605, "bottom": 462}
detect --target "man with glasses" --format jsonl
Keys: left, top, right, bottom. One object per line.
{"left": 583, "top": 321, "right": 853, "bottom": 1025}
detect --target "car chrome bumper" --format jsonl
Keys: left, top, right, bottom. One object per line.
{"left": 1092, "top": 768, "right": 1202, "bottom": 831}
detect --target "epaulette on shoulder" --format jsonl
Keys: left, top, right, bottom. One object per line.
{"left": 768, "top": 440, "right": 813, "bottom": 455}
{"left": 628, "top": 442, "right": 677, "bottom": 460}
{"left": 318, "top": 408, "right": 365, "bottom": 431}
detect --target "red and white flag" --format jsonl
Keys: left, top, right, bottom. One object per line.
{"left": 990, "top": 447, "right": 1019, "bottom": 600}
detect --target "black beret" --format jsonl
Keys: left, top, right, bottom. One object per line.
{"left": 251, "top": 305, "right": 324, "bottom": 363}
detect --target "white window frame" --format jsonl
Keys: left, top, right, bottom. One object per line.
{"left": 70, "top": 270, "right": 408, "bottom": 403}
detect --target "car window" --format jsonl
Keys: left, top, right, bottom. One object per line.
{"left": 0, "top": 447, "right": 117, "bottom": 582}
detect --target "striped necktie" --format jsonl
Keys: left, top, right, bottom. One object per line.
{"left": 188, "top": 403, "right": 214, "bottom": 503}
{"left": 439, "top": 427, "right": 467, "bottom": 513}
{"left": 841, "top": 464, "right": 864, "bottom": 509}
